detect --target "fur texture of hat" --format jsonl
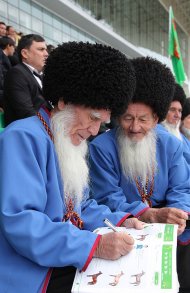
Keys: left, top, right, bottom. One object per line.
{"left": 182, "top": 97, "right": 190, "bottom": 120}
{"left": 43, "top": 42, "right": 136, "bottom": 117}
{"left": 172, "top": 83, "right": 186, "bottom": 107}
{"left": 131, "top": 57, "right": 175, "bottom": 122}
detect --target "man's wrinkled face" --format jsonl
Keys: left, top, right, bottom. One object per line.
{"left": 21, "top": 41, "right": 48, "bottom": 72}
{"left": 181, "top": 114, "right": 190, "bottom": 130}
{"left": 119, "top": 103, "right": 158, "bottom": 142}
{"left": 57, "top": 102, "right": 111, "bottom": 146}
{"left": 166, "top": 101, "right": 182, "bottom": 125}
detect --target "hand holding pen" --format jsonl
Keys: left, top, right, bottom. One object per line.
{"left": 94, "top": 217, "right": 143, "bottom": 260}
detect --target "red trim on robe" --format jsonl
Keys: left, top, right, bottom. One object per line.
{"left": 135, "top": 207, "right": 149, "bottom": 219}
{"left": 41, "top": 105, "right": 51, "bottom": 117}
{"left": 81, "top": 235, "right": 101, "bottom": 272}
{"left": 41, "top": 268, "right": 53, "bottom": 293}
{"left": 178, "top": 239, "right": 190, "bottom": 246}
{"left": 116, "top": 213, "right": 131, "bottom": 227}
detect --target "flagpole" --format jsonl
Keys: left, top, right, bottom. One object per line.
{"left": 169, "top": 6, "right": 171, "bottom": 44}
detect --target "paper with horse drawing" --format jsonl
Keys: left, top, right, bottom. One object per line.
{"left": 72, "top": 223, "right": 178, "bottom": 293}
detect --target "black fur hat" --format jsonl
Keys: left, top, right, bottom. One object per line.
{"left": 131, "top": 57, "right": 175, "bottom": 122}
{"left": 182, "top": 97, "right": 190, "bottom": 120}
{"left": 172, "top": 83, "right": 186, "bottom": 107}
{"left": 43, "top": 42, "right": 136, "bottom": 117}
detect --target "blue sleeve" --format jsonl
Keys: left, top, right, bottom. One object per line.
{"left": 89, "top": 140, "right": 147, "bottom": 215}
{"left": 182, "top": 136, "right": 190, "bottom": 165}
{"left": 81, "top": 198, "right": 130, "bottom": 231}
{"left": 166, "top": 141, "right": 190, "bottom": 211}
{"left": 166, "top": 139, "right": 190, "bottom": 243}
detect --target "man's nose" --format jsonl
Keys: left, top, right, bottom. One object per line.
{"left": 44, "top": 50, "right": 48, "bottom": 57}
{"left": 130, "top": 119, "right": 141, "bottom": 131}
{"left": 174, "top": 111, "right": 181, "bottom": 118}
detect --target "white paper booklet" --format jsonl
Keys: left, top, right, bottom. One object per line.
{"left": 72, "top": 223, "right": 179, "bottom": 293}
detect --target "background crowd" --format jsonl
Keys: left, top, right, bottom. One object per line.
{"left": 0, "top": 21, "right": 54, "bottom": 115}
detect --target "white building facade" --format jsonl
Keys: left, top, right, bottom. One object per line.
{"left": 1, "top": 0, "right": 189, "bottom": 93}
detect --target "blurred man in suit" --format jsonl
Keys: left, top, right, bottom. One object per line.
{"left": 0, "top": 22, "right": 6, "bottom": 37}
{"left": 0, "top": 36, "right": 15, "bottom": 109}
{"left": 3, "top": 34, "right": 48, "bottom": 125}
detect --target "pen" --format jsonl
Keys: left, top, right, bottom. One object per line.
{"left": 104, "top": 218, "right": 118, "bottom": 232}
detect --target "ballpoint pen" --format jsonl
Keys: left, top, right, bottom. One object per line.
{"left": 103, "top": 218, "right": 118, "bottom": 232}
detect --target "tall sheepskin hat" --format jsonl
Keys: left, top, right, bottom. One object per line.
{"left": 172, "top": 83, "right": 186, "bottom": 107}
{"left": 131, "top": 57, "right": 175, "bottom": 122}
{"left": 182, "top": 97, "right": 190, "bottom": 120}
{"left": 43, "top": 42, "right": 136, "bottom": 117}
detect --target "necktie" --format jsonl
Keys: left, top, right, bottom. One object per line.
{"left": 33, "top": 71, "right": 42, "bottom": 81}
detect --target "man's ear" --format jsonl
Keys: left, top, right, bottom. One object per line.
{"left": 153, "top": 113, "right": 159, "bottom": 126}
{"left": 21, "top": 48, "right": 28, "bottom": 60}
{"left": 57, "top": 100, "right": 65, "bottom": 111}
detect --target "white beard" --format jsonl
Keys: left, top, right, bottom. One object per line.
{"left": 50, "top": 106, "right": 89, "bottom": 206}
{"left": 180, "top": 125, "right": 190, "bottom": 140}
{"left": 161, "top": 120, "right": 182, "bottom": 141}
{"left": 117, "top": 128, "right": 157, "bottom": 185}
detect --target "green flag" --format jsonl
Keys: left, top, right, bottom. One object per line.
{"left": 168, "top": 6, "right": 186, "bottom": 85}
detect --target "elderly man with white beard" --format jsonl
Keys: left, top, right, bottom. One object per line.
{"left": 180, "top": 97, "right": 190, "bottom": 165}
{"left": 0, "top": 42, "right": 145, "bottom": 293}
{"left": 160, "top": 83, "right": 190, "bottom": 165}
{"left": 161, "top": 83, "right": 186, "bottom": 140}
{"left": 89, "top": 57, "right": 190, "bottom": 293}
{"left": 181, "top": 97, "right": 190, "bottom": 141}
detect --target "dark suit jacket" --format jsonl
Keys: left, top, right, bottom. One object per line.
{"left": 0, "top": 49, "right": 12, "bottom": 108}
{"left": 3, "top": 63, "right": 46, "bottom": 125}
